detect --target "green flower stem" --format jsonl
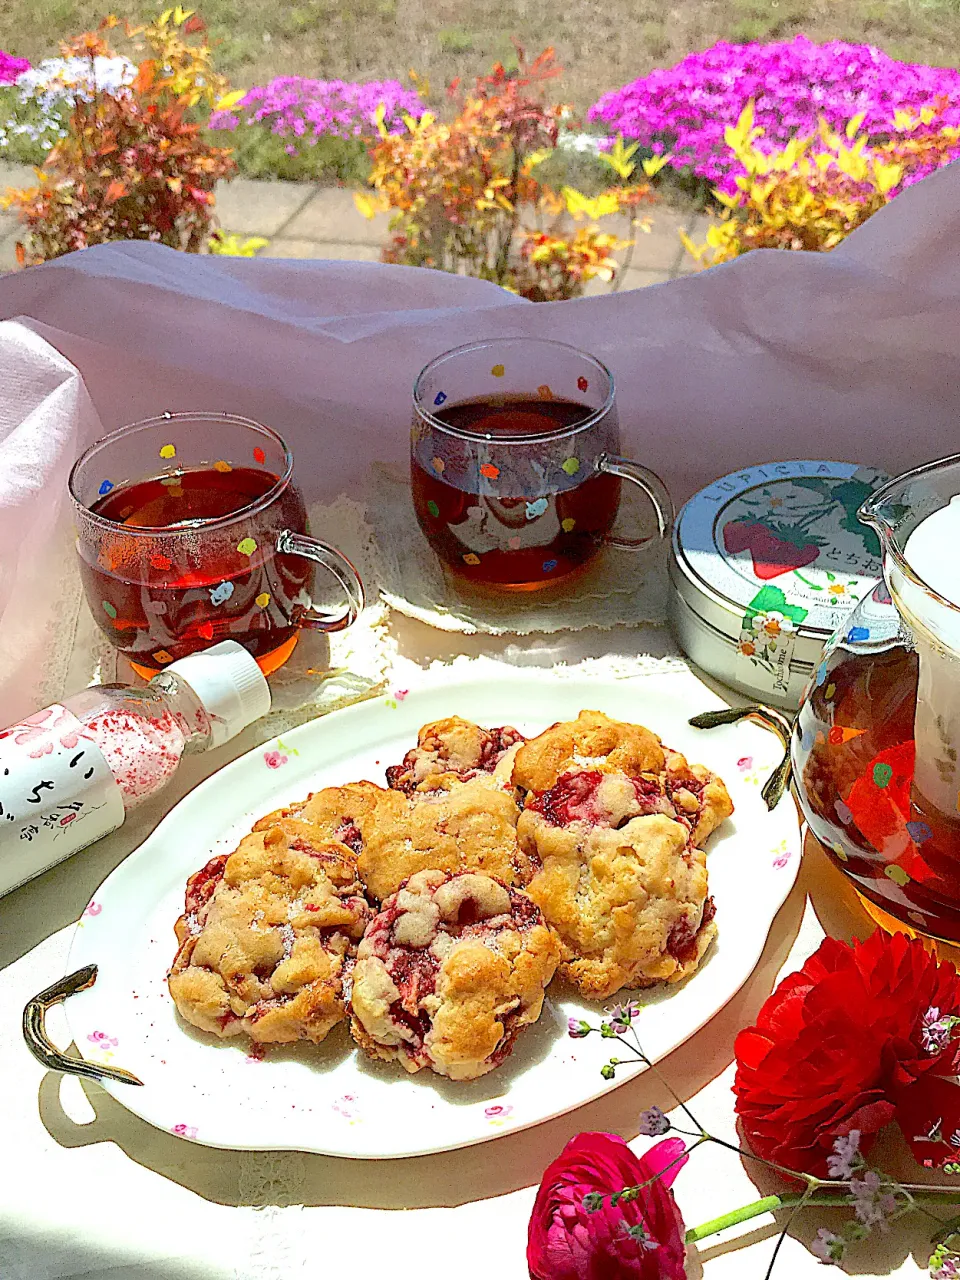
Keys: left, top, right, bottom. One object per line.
{"left": 686, "top": 1190, "right": 960, "bottom": 1245}
{"left": 685, "top": 1195, "right": 788, "bottom": 1242}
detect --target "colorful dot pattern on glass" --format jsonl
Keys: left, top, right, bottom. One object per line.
{"left": 829, "top": 726, "right": 865, "bottom": 744}
{"left": 213, "top": 460, "right": 232, "bottom": 473}
{"left": 102, "top": 600, "right": 117, "bottom": 619}
{"left": 153, "top": 650, "right": 173, "bottom": 664}
{"left": 906, "top": 820, "right": 933, "bottom": 844}
{"left": 410, "top": 355, "right": 619, "bottom": 587}
{"left": 98, "top": 480, "right": 114, "bottom": 496}
{"left": 209, "top": 581, "right": 235, "bottom": 606}
{"left": 237, "top": 538, "right": 257, "bottom": 556}
{"left": 159, "top": 444, "right": 176, "bottom": 459}
{"left": 253, "top": 447, "right": 266, "bottom": 464}
{"left": 256, "top": 592, "right": 271, "bottom": 608}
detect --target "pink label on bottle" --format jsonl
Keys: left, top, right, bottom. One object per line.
{"left": 0, "top": 704, "right": 125, "bottom": 896}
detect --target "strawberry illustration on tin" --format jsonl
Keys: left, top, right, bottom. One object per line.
{"left": 722, "top": 519, "right": 824, "bottom": 581}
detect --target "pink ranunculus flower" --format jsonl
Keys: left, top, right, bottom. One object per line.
{"left": 527, "top": 1133, "right": 688, "bottom": 1280}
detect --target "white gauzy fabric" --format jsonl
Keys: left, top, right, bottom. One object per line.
{"left": 0, "top": 322, "right": 104, "bottom": 727}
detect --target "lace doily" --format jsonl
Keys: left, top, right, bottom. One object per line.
{"left": 366, "top": 462, "right": 670, "bottom": 636}
{"left": 236, "top": 1153, "right": 308, "bottom": 1280}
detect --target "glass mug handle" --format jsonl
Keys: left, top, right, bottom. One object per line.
{"left": 597, "top": 454, "right": 674, "bottom": 551}
{"left": 276, "top": 530, "right": 364, "bottom": 633}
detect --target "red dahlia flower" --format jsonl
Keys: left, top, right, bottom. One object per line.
{"left": 527, "top": 1132, "right": 688, "bottom": 1280}
{"left": 734, "top": 931, "right": 960, "bottom": 1176}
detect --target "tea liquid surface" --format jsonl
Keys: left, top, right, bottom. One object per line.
{"left": 81, "top": 465, "right": 311, "bottom": 671}
{"left": 413, "top": 395, "right": 619, "bottom": 587}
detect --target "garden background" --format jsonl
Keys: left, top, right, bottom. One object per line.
{"left": 0, "top": 0, "right": 958, "bottom": 293}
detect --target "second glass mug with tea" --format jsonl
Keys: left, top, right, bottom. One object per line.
{"left": 70, "top": 412, "right": 364, "bottom": 678}
{"left": 411, "top": 338, "right": 674, "bottom": 589}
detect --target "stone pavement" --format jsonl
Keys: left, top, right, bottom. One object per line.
{"left": 0, "top": 162, "right": 707, "bottom": 286}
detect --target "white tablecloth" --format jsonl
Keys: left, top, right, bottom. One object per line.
{"left": 0, "top": 616, "right": 937, "bottom": 1280}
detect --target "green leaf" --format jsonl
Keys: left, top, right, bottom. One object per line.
{"left": 766, "top": 521, "right": 826, "bottom": 550}
{"left": 745, "top": 584, "right": 809, "bottom": 627}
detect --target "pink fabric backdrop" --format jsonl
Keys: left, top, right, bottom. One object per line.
{"left": 2, "top": 160, "right": 959, "bottom": 511}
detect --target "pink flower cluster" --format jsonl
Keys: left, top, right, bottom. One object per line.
{"left": 588, "top": 36, "right": 960, "bottom": 191}
{"left": 209, "top": 76, "right": 425, "bottom": 147}
{"left": 0, "top": 50, "right": 30, "bottom": 84}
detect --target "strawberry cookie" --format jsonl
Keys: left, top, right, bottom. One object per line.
{"left": 251, "top": 781, "right": 384, "bottom": 856}
{"left": 357, "top": 770, "right": 535, "bottom": 903}
{"left": 168, "top": 820, "right": 372, "bottom": 1045}
{"left": 350, "top": 870, "right": 559, "bottom": 1080}
{"left": 385, "top": 716, "right": 525, "bottom": 793}
{"left": 512, "top": 711, "right": 732, "bottom": 999}
{"left": 512, "top": 710, "right": 733, "bottom": 848}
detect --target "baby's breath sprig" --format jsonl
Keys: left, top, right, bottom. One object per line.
{"left": 569, "top": 1004, "right": 960, "bottom": 1277}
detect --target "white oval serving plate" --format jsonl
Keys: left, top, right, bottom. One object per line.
{"left": 64, "top": 668, "right": 800, "bottom": 1159}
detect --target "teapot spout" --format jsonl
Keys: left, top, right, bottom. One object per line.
{"left": 857, "top": 474, "right": 909, "bottom": 558}
{"left": 858, "top": 452, "right": 960, "bottom": 563}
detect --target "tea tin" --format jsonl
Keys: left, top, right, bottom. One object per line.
{"left": 668, "top": 460, "right": 890, "bottom": 708}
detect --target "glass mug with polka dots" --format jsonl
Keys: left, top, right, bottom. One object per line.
{"left": 412, "top": 339, "right": 673, "bottom": 589}
{"left": 70, "top": 412, "right": 363, "bottom": 679}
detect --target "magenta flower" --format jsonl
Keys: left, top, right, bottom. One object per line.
{"left": 209, "top": 76, "right": 425, "bottom": 151}
{"left": 528, "top": 1133, "right": 688, "bottom": 1280}
{"left": 588, "top": 36, "right": 960, "bottom": 194}
{"left": 0, "top": 50, "right": 30, "bottom": 85}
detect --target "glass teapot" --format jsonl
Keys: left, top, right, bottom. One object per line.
{"left": 792, "top": 454, "right": 960, "bottom": 945}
